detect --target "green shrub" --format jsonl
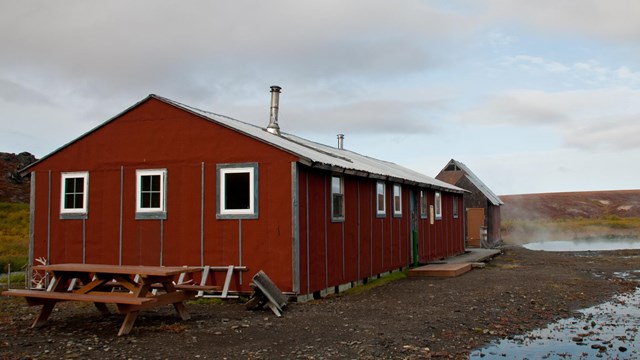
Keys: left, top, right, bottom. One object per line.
{"left": 0, "top": 203, "right": 29, "bottom": 273}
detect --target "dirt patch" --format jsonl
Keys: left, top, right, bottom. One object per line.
{"left": 1, "top": 246, "right": 639, "bottom": 359}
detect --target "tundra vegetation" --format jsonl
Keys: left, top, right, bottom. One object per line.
{"left": 0, "top": 202, "right": 29, "bottom": 273}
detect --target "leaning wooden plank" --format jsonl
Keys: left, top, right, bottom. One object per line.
{"left": 221, "top": 265, "right": 234, "bottom": 298}
{"left": 249, "top": 270, "right": 287, "bottom": 316}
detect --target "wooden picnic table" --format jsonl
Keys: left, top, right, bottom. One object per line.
{"left": 1, "top": 263, "right": 209, "bottom": 336}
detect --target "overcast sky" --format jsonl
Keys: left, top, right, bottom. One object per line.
{"left": 2, "top": 0, "right": 639, "bottom": 195}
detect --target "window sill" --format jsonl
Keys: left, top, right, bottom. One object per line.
{"left": 216, "top": 213, "right": 259, "bottom": 220}
{"left": 60, "top": 213, "right": 88, "bottom": 220}
{"left": 136, "top": 212, "right": 167, "bottom": 220}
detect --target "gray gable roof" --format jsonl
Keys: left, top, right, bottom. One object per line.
{"left": 22, "top": 94, "right": 463, "bottom": 193}
{"left": 442, "top": 159, "right": 503, "bottom": 205}
{"left": 158, "top": 95, "right": 463, "bottom": 193}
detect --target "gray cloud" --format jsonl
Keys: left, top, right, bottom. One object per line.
{"left": 480, "top": 0, "right": 640, "bottom": 43}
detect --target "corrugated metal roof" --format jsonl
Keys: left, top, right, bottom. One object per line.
{"left": 157, "top": 95, "right": 464, "bottom": 193}
{"left": 22, "top": 94, "right": 464, "bottom": 193}
{"left": 442, "top": 159, "right": 503, "bottom": 205}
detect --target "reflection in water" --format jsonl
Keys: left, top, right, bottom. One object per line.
{"left": 524, "top": 238, "right": 640, "bottom": 252}
{"left": 470, "top": 287, "right": 640, "bottom": 359}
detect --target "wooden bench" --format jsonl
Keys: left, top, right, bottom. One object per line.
{"left": 2, "top": 289, "right": 154, "bottom": 305}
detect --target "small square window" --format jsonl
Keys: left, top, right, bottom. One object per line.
{"left": 60, "top": 172, "right": 88, "bottom": 219}
{"left": 419, "top": 190, "right": 428, "bottom": 219}
{"left": 434, "top": 191, "right": 442, "bottom": 220}
{"left": 136, "top": 169, "right": 167, "bottom": 219}
{"left": 217, "top": 163, "right": 258, "bottom": 219}
{"left": 376, "top": 181, "right": 386, "bottom": 217}
{"left": 392, "top": 184, "right": 402, "bottom": 217}
{"left": 331, "top": 176, "right": 344, "bottom": 222}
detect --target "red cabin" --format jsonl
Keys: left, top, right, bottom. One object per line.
{"left": 23, "top": 88, "right": 465, "bottom": 299}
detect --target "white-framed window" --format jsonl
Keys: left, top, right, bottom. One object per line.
{"left": 217, "top": 163, "right": 258, "bottom": 219}
{"left": 392, "top": 184, "right": 402, "bottom": 217}
{"left": 331, "top": 176, "right": 344, "bottom": 222}
{"left": 60, "top": 172, "right": 89, "bottom": 219}
{"left": 434, "top": 191, "right": 442, "bottom": 220}
{"left": 376, "top": 181, "right": 386, "bottom": 217}
{"left": 453, "top": 195, "right": 459, "bottom": 218}
{"left": 419, "top": 190, "right": 428, "bottom": 219}
{"left": 136, "top": 169, "right": 167, "bottom": 219}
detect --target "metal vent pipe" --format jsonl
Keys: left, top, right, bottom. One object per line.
{"left": 267, "top": 86, "right": 281, "bottom": 135}
{"left": 337, "top": 134, "right": 344, "bottom": 149}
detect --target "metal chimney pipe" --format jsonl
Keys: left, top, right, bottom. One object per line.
{"left": 337, "top": 134, "right": 344, "bottom": 149}
{"left": 267, "top": 86, "right": 281, "bottom": 135}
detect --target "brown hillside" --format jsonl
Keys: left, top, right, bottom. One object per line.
{"left": 0, "top": 152, "right": 36, "bottom": 203}
{"left": 501, "top": 190, "right": 640, "bottom": 221}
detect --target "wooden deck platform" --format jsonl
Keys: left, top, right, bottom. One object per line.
{"left": 408, "top": 263, "right": 472, "bottom": 278}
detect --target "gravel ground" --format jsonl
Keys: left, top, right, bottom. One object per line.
{"left": 1, "top": 245, "right": 639, "bottom": 359}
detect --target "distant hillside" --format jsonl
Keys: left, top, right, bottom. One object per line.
{"left": 501, "top": 190, "right": 640, "bottom": 221}
{"left": 0, "top": 152, "right": 36, "bottom": 203}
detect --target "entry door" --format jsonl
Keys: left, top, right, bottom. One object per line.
{"left": 467, "top": 208, "right": 485, "bottom": 247}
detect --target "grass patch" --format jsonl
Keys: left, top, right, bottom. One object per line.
{"left": 0, "top": 203, "right": 29, "bottom": 273}
{"left": 188, "top": 297, "right": 224, "bottom": 305}
{"left": 342, "top": 269, "right": 408, "bottom": 296}
{"left": 0, "top": 272, "right": 26, "bottom": 289}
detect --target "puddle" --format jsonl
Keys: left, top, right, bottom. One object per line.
{"left": 524, "top": 238, "right": 640, "bottom": 252}
{"left": 470, "top": 287, "right": 640, "bottom": 359}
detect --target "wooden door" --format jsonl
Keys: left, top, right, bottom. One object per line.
{"left": 466, "top": 208, "right": 485, "bottom": 247}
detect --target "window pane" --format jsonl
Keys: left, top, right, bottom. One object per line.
{"left": 141, "top": 193, "right": 151, "bottom": 208}
{"left": 141, "top": 176, "right": 151, "bottom": 192}
{"left": 377, "top": 194, "right": 384, "bottom": 211}
{"left": 74, "top": 194, "right": 83, "bottom": 208}
{"left": 394, "top": 197, "right": 401, "bottom": 211}
{"left": 332, "top": 194, "right": 343, "bottom": 218}
{"left": 151, "top": 193, "right": 160, "bottom": 208}
{"left": 63, "top": 177, "right": 84, "bottom": 209}
{"left": 331, "top": 177, "right": 342, "bottom": 194}
{"left": 74, "top": 178, "right": 84, "bottom": 192}
{"left": 65, "top": 194, "right": 74, "bottom": 209}
{"left": 225, "top": 172, "right": 250, "bottom": 210}
{"left": 151, "top": 175, "right": 160, "bottom": 191}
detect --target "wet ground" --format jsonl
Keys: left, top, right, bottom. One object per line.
{"left": 470, "top": 287, "right": 640, "bottom": 359}
{"left": 471, "top": 239, "right": 640, "bottom": 359}
{"left": 525, "top": 238, "right": 640, "bottom": 252}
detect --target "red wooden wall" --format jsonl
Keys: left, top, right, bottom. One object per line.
{"left": 296, "top": 166, "right": 465, "bottom": 296}
{"left": 29, "top": 98, "right": 297, "bottom": 293}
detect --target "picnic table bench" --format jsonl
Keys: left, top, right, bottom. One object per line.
{"left": 1, "top": 263, "right": 205, "bottom": 336}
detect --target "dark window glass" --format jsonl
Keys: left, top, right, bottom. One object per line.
{"left": 420, "top": 191, "right": 428, "bottom": 217}
{"left": 140, "top": 175, "right": 161, "bottom": 209}
{"left": 377, "top": 182, "right": 385, "bottom": 213}
{"left": 64, "top": 177, "right": 84, "bottom": 209}
{"left": 225, "top": 172, "right": 250, "bottom": 210}
{"left": 332, "top": 193, "right": 344, "bottom": 218}
{"left": 453, "top": 195, "right": 459, "bottom": 218}
{"left": 331, "top": 176, "right": 344, "bottom": 219}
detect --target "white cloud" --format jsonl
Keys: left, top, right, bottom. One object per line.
{"left": 453, "top": 87, "right": 640, "bottom": 150}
